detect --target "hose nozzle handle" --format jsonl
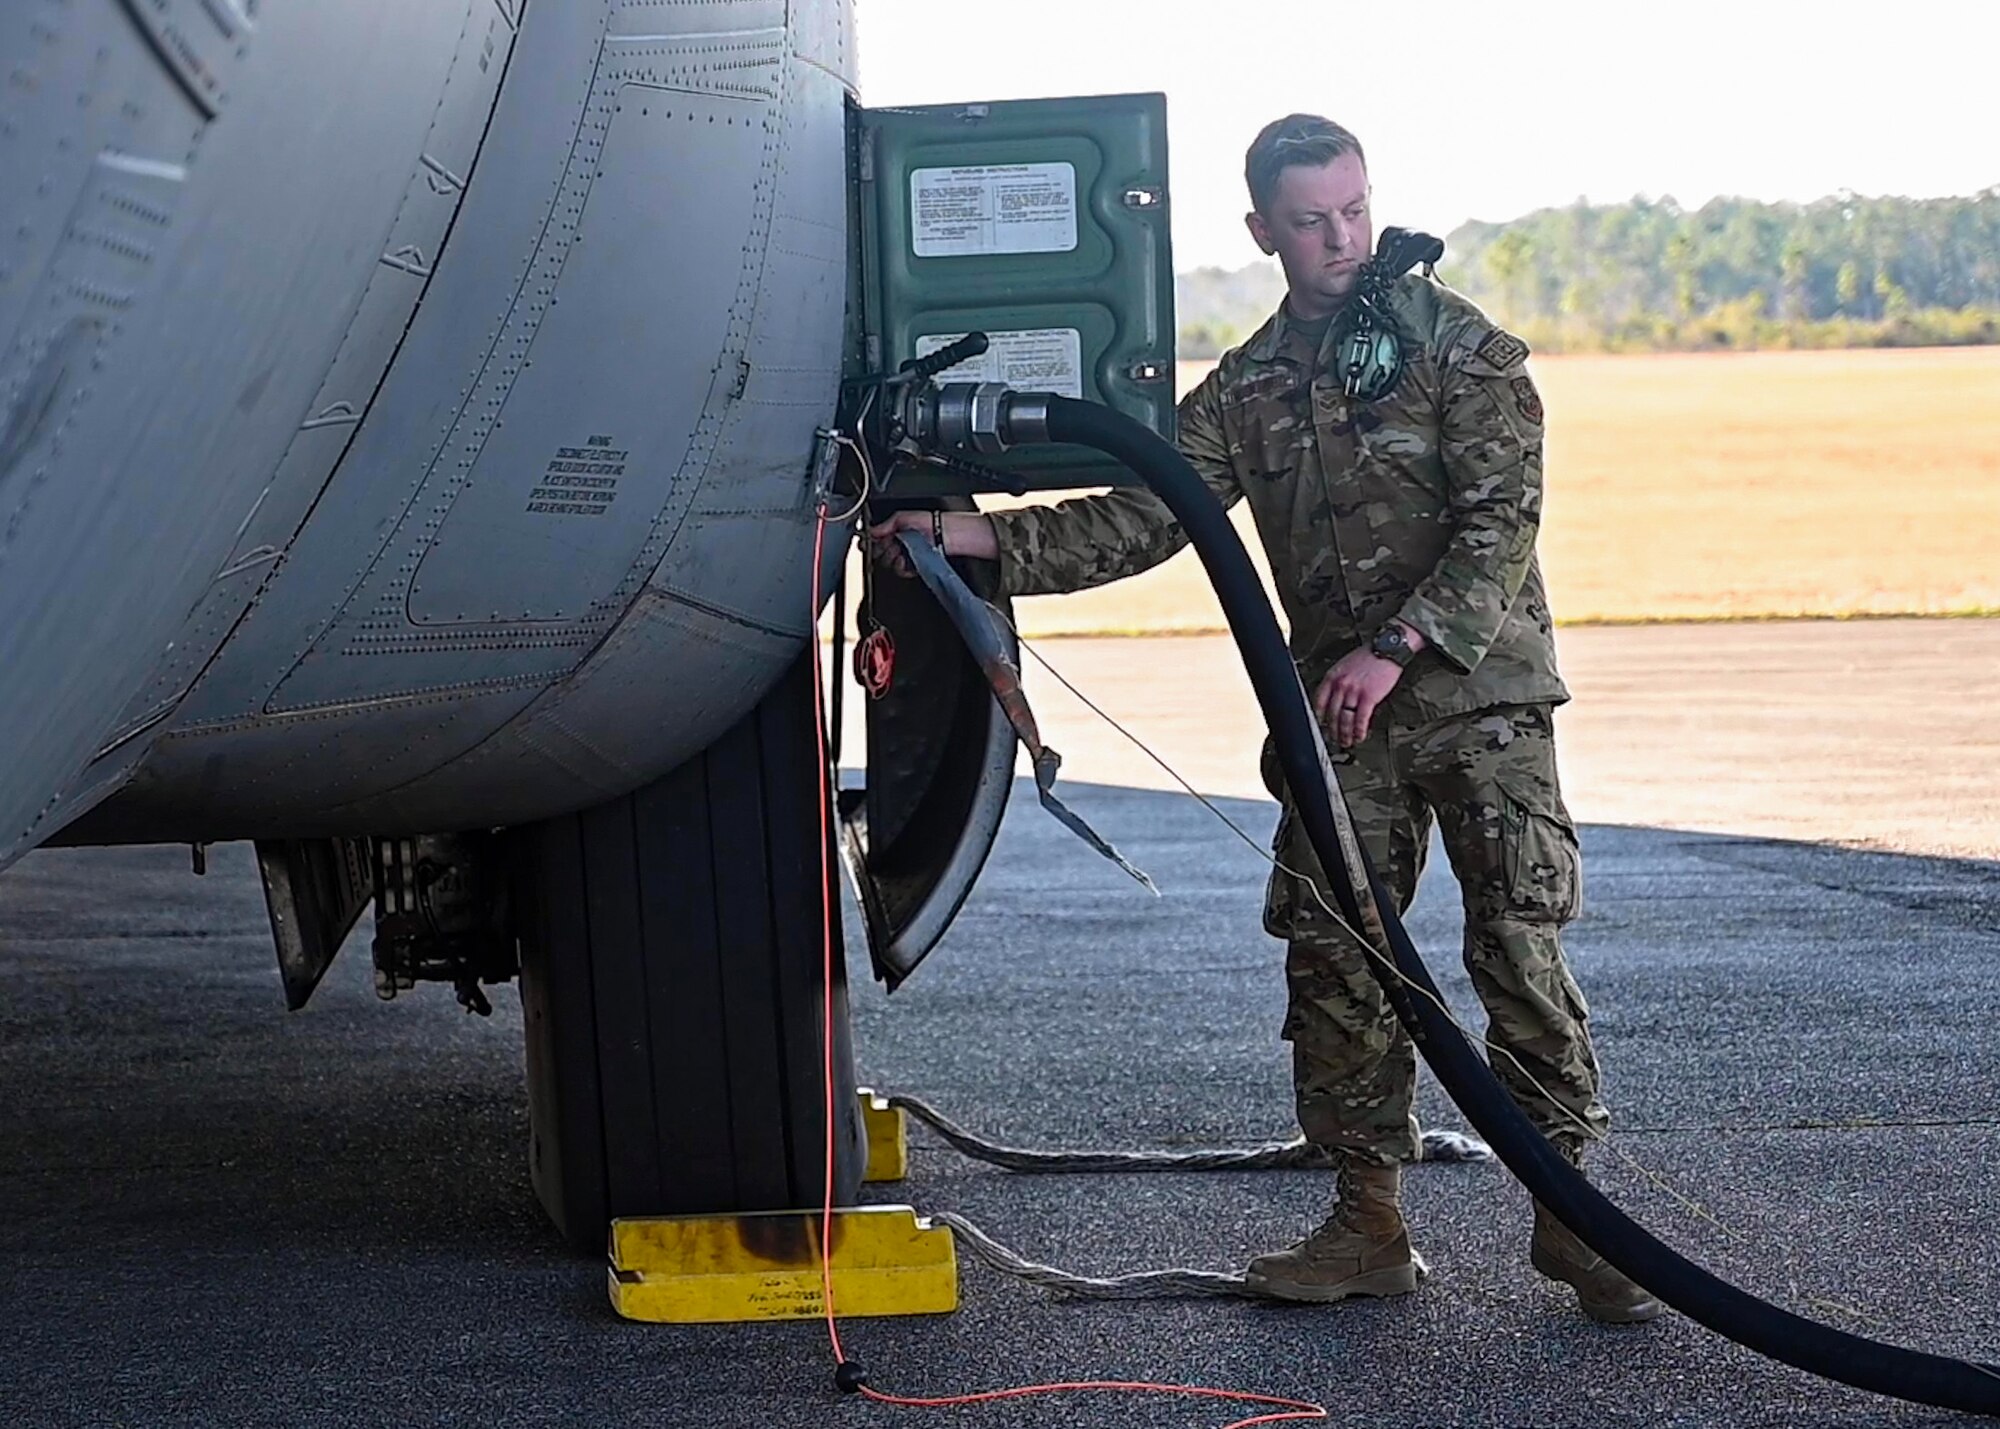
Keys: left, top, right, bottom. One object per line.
{"left": 900, "top": 332, "right": 990, "bottom": 383}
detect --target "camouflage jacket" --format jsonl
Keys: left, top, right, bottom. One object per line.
{"left": 989, "top": 274, "right": 1568, "bottom": 723}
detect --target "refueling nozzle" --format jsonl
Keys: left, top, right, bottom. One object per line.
{"left": 836, "top": 330, "right": 1056, "bottom": 494}
{"left": 891, "top": 332, "right": 1051, "bottom": 455}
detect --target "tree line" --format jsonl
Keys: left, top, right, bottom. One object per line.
{"left": 1177, "top": 189, "right": 2000, "bottom": 356}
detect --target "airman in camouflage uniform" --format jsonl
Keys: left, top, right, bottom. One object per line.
{"left": 870, "top": 114, "right": 1658, "bottom": 1323}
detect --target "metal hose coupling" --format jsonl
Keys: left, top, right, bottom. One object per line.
{"left": 918, "top": 382, "right": 1053, "bottom": 455}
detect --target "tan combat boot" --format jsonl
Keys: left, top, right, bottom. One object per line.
{"left": 1244, "top": 1158, "right": 1423, "bottom": 1303}
{"left": 1531, "top": 1144, "right": 1664, "bottom": 1324}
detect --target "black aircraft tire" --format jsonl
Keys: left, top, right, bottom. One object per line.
{"left": 509, "top": 650, "right": 866, "bottom": 1252}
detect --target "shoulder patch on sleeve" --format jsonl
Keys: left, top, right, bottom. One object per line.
{"left": 1473, "top": 329, "right": 1530, "bottom": 371}
{"left": 1510, "top": 375, "right": 1543, "bottom": 424}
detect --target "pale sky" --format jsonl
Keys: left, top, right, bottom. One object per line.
{"left": 857, "top": 0, "right": 2000, "bottom": 272}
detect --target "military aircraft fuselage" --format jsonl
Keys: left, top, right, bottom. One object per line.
{"left": 1, "top": 0, "right": 854, "bottom": 862}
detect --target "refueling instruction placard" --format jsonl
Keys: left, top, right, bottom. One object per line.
{"left": 914, "top": 328, "right": 1084, "bottom": 398}
{"left": 910, "top": 162, "right": 1078, "bottom": 257}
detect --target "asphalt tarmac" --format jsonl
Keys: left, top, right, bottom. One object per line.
{"left": 4, "top": 621, "right": 1997, "bottom": 1428}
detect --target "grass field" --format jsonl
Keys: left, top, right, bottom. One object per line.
{"left": 978, "top": 346, "right": 2000, "bottom": 636}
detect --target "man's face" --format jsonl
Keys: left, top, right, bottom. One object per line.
{"left": 1245, "top": 153, "right": 1373, "bottom": 319}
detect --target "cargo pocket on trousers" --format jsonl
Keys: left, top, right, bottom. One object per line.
{"left": 1499, "top": 779, "right": 1582, "bottom": 924}
{"left": 1263, "top": 808, "right": 1300, "bottom": 938}
{"left": 1264, "top": 806, "right": 1337, "bottom": 940}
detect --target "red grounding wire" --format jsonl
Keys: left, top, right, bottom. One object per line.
{"left": 807, "top": 511, "right": 1327, "bottom": 1429}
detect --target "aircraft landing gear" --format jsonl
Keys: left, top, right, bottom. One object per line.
{"left": 509, "top": 650, "right": 866, "bottom": 1251}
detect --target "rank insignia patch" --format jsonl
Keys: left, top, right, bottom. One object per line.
{"left": 1473, "top": 330, "right": 1530, "bottom": 370}
{"left": 1510, "top": 376, "right": 1544, "bottom": 424}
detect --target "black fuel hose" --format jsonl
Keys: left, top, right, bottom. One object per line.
{"left": 1037, "top": 393, "right": 2000, "bottom": 1415}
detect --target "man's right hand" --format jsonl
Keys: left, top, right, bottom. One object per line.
{"left": 865, "top": 510, "right": 1000, "bottom": 576}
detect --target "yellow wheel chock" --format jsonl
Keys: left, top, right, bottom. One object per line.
{"left": 608, "top": 1205, "right": 957, "bottom": 1323}
{"left": 858, "top": 1086, "right": 908, "bottom": 1183}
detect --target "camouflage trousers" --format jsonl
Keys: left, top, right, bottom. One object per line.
{"left": 1263, "top": 702, "right": 1609, "bottom": 1166}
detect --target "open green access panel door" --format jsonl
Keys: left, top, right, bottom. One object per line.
{"left": 854, "top": 93, "right": 1175, "bottom": 494}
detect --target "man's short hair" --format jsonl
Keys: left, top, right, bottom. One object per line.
{"left": 1245, "top": 114, "right": 1366, "bottom": 215}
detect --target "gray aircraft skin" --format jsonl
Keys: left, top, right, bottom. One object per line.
{"left": 2, "top": 0, "right": 854, "bottom": 862}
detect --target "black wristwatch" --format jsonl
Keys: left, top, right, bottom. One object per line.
{"left": 1370, "top": 623, "right": 1417, "bottom": 667}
